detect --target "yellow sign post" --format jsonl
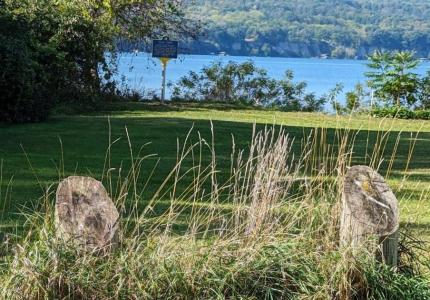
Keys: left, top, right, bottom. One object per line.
{"left": 159, "top": 57, "right": 170, "bottom": 104}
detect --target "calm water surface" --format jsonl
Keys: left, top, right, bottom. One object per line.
{"left": 116, "top": 53, "right": 430, "bottom": 106}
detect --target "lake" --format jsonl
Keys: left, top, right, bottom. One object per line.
{"left": 116, "top": 53, "right": 430, "bottom": 106}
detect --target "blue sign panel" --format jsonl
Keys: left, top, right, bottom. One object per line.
{"left": 152, "top": 40, "right": 178, "bottom": 59}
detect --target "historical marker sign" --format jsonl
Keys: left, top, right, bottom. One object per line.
{"left": 152, "top": 40, "right": 178, "bottom": 59}
{"left": 152, "top": 39, "right": 179, "bottom": 103}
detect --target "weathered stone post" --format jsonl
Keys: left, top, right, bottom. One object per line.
{"left": 55, "top": 176, "right": 120, "bottom": 251}
{"left": 340, "top": 166, "right": 399, "bottom": 267}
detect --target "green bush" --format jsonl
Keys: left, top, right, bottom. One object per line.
{"left": 171, "top": 61, "right": 280, "bottom": 104}
{"left": 0, "top": 0, "right": 196, "bottom": 123}
{"left": 172, "top": 61, "right": 326, "bottom": 111}
{"left": 414, "top": 109, "right": 430, "bottom": 120}
{"left": 371, "top": 106, "right": 430, "bottom": 120}
{"left": 0, "top": 11, "right": 52, "bottom": 123}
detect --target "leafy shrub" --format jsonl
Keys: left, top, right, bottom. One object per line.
{"left": 345, "top": 83, "right": 368, "bottom": 113}
{"left": 419, "top": 71, "right": 430, "bottom": 109}
{"left": 0, "top": 11, "right": 52, "bottom": 123}
{"left": 273, "top": 70, "right": 327, "bottom": 112}
{"left": 414, "top": 110, "right": 430, "bottom": 120}
{"left": 172, "top": 61, "right": 326, "bottom": 111}
{"left": 371, "top": 106, "right": 430, "bottom": 120}
{"left": 171, "top": 61, "right": 279, "bottom": 105}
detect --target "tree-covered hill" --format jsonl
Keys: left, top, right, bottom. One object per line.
{"left": 184, "top": 0, "right": 430, "bottom": 59}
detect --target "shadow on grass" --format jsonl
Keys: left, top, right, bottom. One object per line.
{"left": 0, "top": 116, "right": 430, "bottom": 234}
{"left": 95, "top": 101, "right": 271, "bottom": 114}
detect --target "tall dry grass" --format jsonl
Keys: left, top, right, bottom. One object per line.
{"left": 0, "top": 122, "right": 429, "bottom": 299}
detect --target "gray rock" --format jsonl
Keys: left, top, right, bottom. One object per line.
{"left": 340, "top": 166, "right": 399, "bottom": 266}
{"left": 55, "top": 176, "right": 119, "bottom": 251}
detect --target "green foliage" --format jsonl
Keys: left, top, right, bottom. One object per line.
{"left": 0, "top": 0, "right": 197, "bottom": 123}
{"left": 275, "top": 70, "right": 326, "bottom": 112}
{"left": 364, "top": 51, "right": 430, "bottom": 111}
{"left": 329, "top": 83, "right": 369, "bottom": 115}
{"left": 327, "top": 83, "right": 345, "bottom": 114}
{"left": 371, "top": 106, "right": 430, "bottom": 120}
{"left": 186, "top": 0, "right": 430, "bottom": 58}
{"left": 419, "top": 71, "right": 430, "bottom": 109}
{"left": 345, "top": 83, "right": 367, "bottom": 113}
{"left": 172, "top": 61, "right": 326, "bottom": 111}
{"left": 172, "top": 61, "right": 278, "bottom": 104}
{"left": 414, "top": 110, "right": 430, "bottom": 120}
{"left": 0, "top": 8, "right": 53, "bottom": 122}
{"left": 366, "top": 51, "right": 421, "bottom": 107}
{"left": 364, "top": 262, "right": 430, "bottom": 299}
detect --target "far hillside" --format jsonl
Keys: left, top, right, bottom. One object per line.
{"left": 184, "top": 0, "right": 430, "bottom": 58}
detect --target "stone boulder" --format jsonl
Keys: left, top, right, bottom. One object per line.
{"left": 55, "top": 176, "right": 119, "bottom": 251}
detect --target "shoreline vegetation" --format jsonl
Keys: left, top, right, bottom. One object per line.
{"left": 115, "top": 54, "right": 430, "bottom": 121}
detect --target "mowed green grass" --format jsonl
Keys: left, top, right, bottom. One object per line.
{"left": 1, "top": 102, "right": 430, "bottom": 240}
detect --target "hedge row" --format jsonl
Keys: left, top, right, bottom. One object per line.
{"left": 371, "top": 106, "right": 430, "bottom": 120}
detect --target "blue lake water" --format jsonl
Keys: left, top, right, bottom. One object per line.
{"left": 116, "top": 52, "right": 430, "bottom": 106}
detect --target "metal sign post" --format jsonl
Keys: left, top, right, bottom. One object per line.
{"left": 160, "top": 57, "right": 169, "bottom": 103}
{"left": 152, "top": 39, "right": 179, "bottom": 104}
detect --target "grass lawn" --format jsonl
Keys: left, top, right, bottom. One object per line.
{"left": 1, "top": 102, "right": 430, "bottom": 240}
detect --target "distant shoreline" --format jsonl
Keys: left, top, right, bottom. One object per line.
{"left": 120, "top": 50, "right": 430, "bottom": 62}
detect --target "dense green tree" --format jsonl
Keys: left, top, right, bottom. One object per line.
{"left": 366, "top": 51, "right": 421, "bottom": 107}
{"left": 419, "top": 72, "right": 430, "bottom": 109}
{"left": 0, "top": 8, "right": 52, "bottom": 122}
{"left": 0, "top": 0, "right": 198, "bottom": 122}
